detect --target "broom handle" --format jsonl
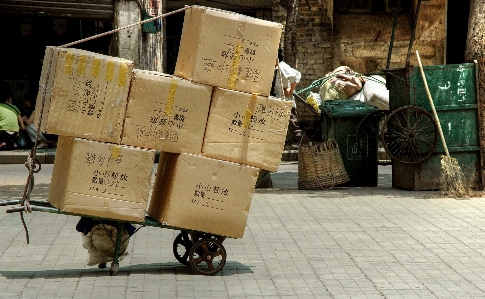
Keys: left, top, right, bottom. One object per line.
{"left": 415, "top": 50, "right": 450, "bottom": 157}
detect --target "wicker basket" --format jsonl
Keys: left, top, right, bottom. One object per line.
{"left": 298, "top": 140, "right": 350, "bottom": 189}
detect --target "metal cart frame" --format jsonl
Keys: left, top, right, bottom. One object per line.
{"left": 1, "top": 198, "right": 228, "bottom": 276}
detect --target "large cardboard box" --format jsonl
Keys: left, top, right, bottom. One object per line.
{"left": 35, "top": 46, "right": 134, "bottom": 143}
{"left": 174, "top": 6, "right": 282, "bottom": 96}
{"left": 202, "top": 88, "right": 293, "bottom": 171}
{"left": 48, "top": 136, "right": 155, "bottom": 222}
{"left": 122, "top": 70, "right": 213, "bottom": 153}
{"left": 148, "top": 153, "right": 259, "bottom": 238}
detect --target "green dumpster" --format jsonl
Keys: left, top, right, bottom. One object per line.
{"left": 321, "top": 100, "right": 379, "bottom": 187}
{"left": 386, "top": 62, "right": 481, "bottom": 190}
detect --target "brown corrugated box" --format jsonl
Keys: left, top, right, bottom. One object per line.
{"left": 35, "top": 46, "right": 134, "bottom": 143}
{"left": 122, "top": 70, "right": 213, "bottom": 153}
{"left": 202, "top": 88, "right": 292, "bottom": 172}
{"left": 48, "top": 136, "right": 155, "bottom": 222}
{"left": 147, "top": 153, "right": 258, "bottom": 238}
{"left": 174, "top": 6, "right": 282, "bottom": 96}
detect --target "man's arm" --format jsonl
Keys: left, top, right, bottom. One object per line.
{"left": 285, "top": 82, "right": 298, "bottom": 97}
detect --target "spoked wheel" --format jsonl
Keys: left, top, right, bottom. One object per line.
{"left": 189, "top": 238, "right": 227, "bottom": 275}
{"left": 381, "top": 105, "right": 438, "bottom": 164}
{"left": 356, "top": 110, "right": 391, "bottom": 165}
{"left": 173, "top": 231, "right": 193, "bottom": 266}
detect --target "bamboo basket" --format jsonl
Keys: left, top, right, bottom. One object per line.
{"left": 298, "top": 139, "right": 349, "bottom": 189}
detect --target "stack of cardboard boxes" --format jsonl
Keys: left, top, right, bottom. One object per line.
{"left": 37, "top": 6, "right": 290, "bottom": 238}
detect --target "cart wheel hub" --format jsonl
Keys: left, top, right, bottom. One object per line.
{"left": 206, "top": 255, "right": 213, "bottom": 261}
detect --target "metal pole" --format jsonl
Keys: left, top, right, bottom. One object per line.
{"left": 406, "top": 0, "right": 423, "bottom": 64}
{"left": 386, "top": 0, "right": 402, "bottom": 69}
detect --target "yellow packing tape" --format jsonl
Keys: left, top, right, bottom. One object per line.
{"left": 77, "top": 55, "right": 87, "bottom": 76}
{"left": 106, "top": 61, "right": 115, "bottom": 82}
{"left": 91, "top": 58, "right": 101, "bottom": 78}
{"left": 110, "top": 145, "right": 121, "bottom": 160}
{"left": 64, "top": 52, "right": 74, "bottom": 75}
{"left": 242, "top": 94, "right": 257, "bottom": 128}
{"left": 164, "top": 78, "right": 178, "bottom": 116}
{"left": 227, "top": 41, "right": 243, "bottom": 90}
{"left": 118, "top": 63, "right": 128, "bottom": 87}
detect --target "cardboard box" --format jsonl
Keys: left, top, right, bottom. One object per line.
{"left": 122, "top": 70, "right": 213, "bottom": 153}
{"left": 35, "top": 46, "right": 134, "bottom": 143}
{"left": 202, "top": 88, "right": 293, "bottom": 171}
{"left": 48, "top": 136, "right": 155, "bottom": 222}
{"left": 148, "top": 153, "right": 258, "bottom": 238}
{"left": 174, "top": 6, "right": 282, "bottom": 96}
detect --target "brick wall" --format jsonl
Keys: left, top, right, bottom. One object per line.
{"left": 272, "top": 0, "right": 446, "bottom": 86}
{"left": 272, "top": 0, "right": 333, "bottom": 89}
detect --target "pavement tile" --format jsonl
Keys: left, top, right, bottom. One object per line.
{"left": 3, "top": 163, "right": 485, "bottom": 298}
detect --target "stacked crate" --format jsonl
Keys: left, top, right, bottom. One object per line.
{"left": 36, "top": 47, "right": 155, "bottom": 223}
{"left": 37, "top": 6, "right": 289, "bottom": 238}
{"left": 146, "top": 6, "right": 290, "bottom": 238}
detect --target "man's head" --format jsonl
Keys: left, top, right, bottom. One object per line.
{"left": 0, "top": 82, "right": 11, "bottom": 103}
{"left": 278, "top": 48, "right": 284, "bottom": 62}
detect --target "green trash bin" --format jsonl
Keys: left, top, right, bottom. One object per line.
{"left": 321, "top": 100, "right": 379, "bottom": 187}
{"left": 386, "top": 62, "right": 481, "bottom": 190}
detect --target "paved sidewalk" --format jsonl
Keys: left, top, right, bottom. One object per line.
{"left": 2, "top": 164, "right": 485, "bottom": 298}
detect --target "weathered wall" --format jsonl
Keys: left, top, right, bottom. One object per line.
{"left": 333, "top": 13, "right": 413, "bottom": 72}
{"left": 332, "top": 0, "right": 445, "bottom": 73}
{"left": 273, "top": 0, "right": 446, "bottom": 86}
{"left": 410, "top": 0, "right": 446, "bottom": 66}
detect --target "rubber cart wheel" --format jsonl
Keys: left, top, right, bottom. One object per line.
{"left": 356, "top": 110, "right": 391, "bottom": 165}
{"left": 189, "top": 238, "right": 226, "bottom": 275}
{"left": 381, "top": 105, "right": 438, "bottom": 164}
{"left": 173, "top": 231, "right": 193, "bottom": 266}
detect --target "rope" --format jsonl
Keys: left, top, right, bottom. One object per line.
{"left": 19, "top": 48, "right": 52, "bottom": 243}
{"left": 60, "top": 7, "right": 188, "bottom": 48}
{"left": 18, "top": 7, "right": 188, "bottom": 243}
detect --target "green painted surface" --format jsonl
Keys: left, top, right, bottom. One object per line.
{"left": 321, "top": 100, "right": 379, "bottom": 187}
{"left": 409, "top": 63, "right": 476, "bottom": 108}
{"left": 386, "top": 63, "right": 481, "bottom": 190}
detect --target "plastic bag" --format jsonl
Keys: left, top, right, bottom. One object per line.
{"left": 17, "top": 131, "right": 29, "bottom": 148}
{"left": 306, "top": 92, "right": 322, "bottom": 114}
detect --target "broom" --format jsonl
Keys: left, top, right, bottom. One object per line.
{"left": 416, "top": 50, "right": 469, "bottom": 197}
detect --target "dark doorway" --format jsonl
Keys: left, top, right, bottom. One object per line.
{"left": 446, "top": 1, "right": 470, "bottom": 64}
{"left": 165, "top": 11, "right": 184, "bottom": 75}
{"left": 0, "top": 14, "right": 112, "bottom": 106}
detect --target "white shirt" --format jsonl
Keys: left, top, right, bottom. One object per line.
{"left": 274, "top": 61, "right": 301, "bottom": 106}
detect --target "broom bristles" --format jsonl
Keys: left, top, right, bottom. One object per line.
{"left": 440, "top": 155, "right": 469, "bottom": 197}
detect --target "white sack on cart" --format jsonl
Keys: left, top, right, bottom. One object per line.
{"left": 350, "top": 75, "right": 389, "bottom": 110}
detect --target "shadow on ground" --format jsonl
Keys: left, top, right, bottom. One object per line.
{"left": 0, "top": 261, "right": 253, "bottom": 279}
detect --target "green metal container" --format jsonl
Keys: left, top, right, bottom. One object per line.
{"left": 386, "top": 62, "right": 481, "bottom": 190}
{"left": 321, "top": 100, "right": 379, "bottom": 187}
